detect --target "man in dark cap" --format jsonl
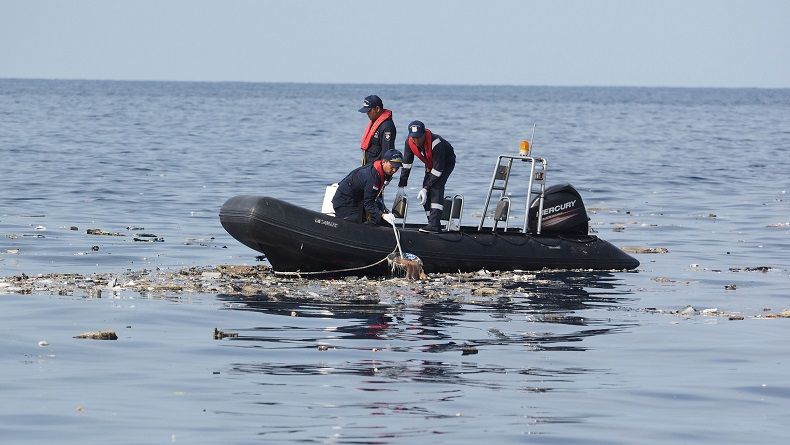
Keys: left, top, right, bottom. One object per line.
{"left": 397, "top": 120, "right": 456, "bottom": 233}
{"left": 358, "top": 94, "right": 397, "bottom": 166}
{"left": 332, "top": 149, "right": 404, "bottom": 226}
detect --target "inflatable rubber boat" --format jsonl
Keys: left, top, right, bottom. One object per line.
{"left": 219, "top": 154, "right": 639, "bottom": 275}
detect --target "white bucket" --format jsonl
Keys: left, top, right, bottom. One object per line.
{"left": 321, "top": 183, "right": 338, "bottom": 215}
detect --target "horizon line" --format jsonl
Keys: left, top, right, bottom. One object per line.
{"left": 2, "top": 76, "right": 788, "bottom": 91}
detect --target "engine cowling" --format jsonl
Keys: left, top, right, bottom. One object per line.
{"left": 528, "top": 183, "right": 589, "bottom": 235}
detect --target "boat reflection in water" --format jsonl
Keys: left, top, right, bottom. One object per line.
{"left": 215, "top": 271, "right": 635, "bottom": 368}
{"left": 211, "top": 272, "right": 636, "bottom": 440}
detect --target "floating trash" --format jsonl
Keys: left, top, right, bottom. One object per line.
{"left": 133, "top": 233, "right": 164, "bottom": 242}
{"left": 213, "top": 328, "right": 238, "bottom": 340}
{"left": 74, "top": 330, "right": 118, "bottom": 340}
{"left": 87, "top": 228, "right": 125, "bottom": 236}
{"left": 622, "top": 246, "right": 669, "bottom": 254}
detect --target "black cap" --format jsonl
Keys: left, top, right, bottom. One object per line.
{"left": 383, "top": 149, "right": 404, "bottom": 168}
{"left": 358, "top": 95, "right": 383, "bottom": 113}
{"left": 407, "top": 120, "right": 425, "bottom": 138}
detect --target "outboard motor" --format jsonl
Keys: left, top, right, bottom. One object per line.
{"left": 528, "top": 183, "right": 589, "bottom": 235}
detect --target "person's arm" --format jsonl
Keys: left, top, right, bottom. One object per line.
{"left": 397, "top": 140, "right": 414, "bottom": 188}
{"left": 380, "top": 120, "right": 396, "bottom": 152}
{"left": 363, "top": 176, "right": 385, "bottom": 223}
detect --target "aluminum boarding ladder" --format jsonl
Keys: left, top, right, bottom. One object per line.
{"left": 477, "top": 155, "right": 548, "bottom": 233}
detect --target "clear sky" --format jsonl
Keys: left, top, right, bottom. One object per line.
{"left": 1, "top": 0, "right": 788, "bottom": 88}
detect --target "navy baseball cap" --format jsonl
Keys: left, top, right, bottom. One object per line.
{"left": 407, "top": 120, "right": 425, "bottom": 138}
{"left": 358, "top": 95, "right": 383, "bottom": 113}
{"left": 383, "top": 149, "right": 404, "bottom": 168}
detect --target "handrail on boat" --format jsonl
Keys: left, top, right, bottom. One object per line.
{"left": 477, "top": 154, "right": 547, "bottom": 234}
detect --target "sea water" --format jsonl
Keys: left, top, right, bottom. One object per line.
{"left": 1, "top": 79, "right": 790, "bottom": 444}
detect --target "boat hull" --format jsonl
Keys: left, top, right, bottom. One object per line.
{"left": 219, "top": 195, "right": 639, "bottom": 275}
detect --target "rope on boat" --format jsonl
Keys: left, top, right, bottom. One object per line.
{"left": 272, "top": 248, "right": 398, "bottom": 278}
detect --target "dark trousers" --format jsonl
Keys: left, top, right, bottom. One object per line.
{"left": 423, "top": 161, "right": 455, "bottom": 229}
{"left": 334, "top": 197, "right": 386, "bottom": 224}
{"left": 334, "top": 205, "right": 364, "bottom": 223}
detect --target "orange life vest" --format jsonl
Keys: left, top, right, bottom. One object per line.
{"left": 372, "top": 160, "right": 386, "bottom": 190}
{"left": 407, "top": 129, "right": 434, "bottom": 172}
{"left": 360, "top": 109, "right": 393, "bottom": 151}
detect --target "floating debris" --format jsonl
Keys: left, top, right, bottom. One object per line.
{"left": 725, "top": 284, "right": 737, "bottom": 291}
{"left": 389, "top": 253, "right": 426, "bottom": 280}
{"left": 677, "top": 305, "right": 698, "bottom": 316}
{"left": 761, "top": 310, "right": 790, "bottom": 319}
{"left": 133, "top": 233, "right": 164, "bottom": 242}
{"left": 729, "top": 266, "right": 772, "bottom": 273}
{"left": 38, "top": 340, "right": 49, "bottom": 347}
{"left": 74, "top": 330, "right": 118, "bottom": 340}
{"left": 201, "top": 272, "right": 222, "bottom": 279}
{"left": 87, "top": 228, "right": 125, "bottom": 236}
{"left": 213, "top": 328, "right": 238, "bottom": 340}
{"left": 653, "top": 276, "right": 691, "bottom": 285}
{"left": 461, "top": 345, "right": 479, "bottom": 355}
{"left": 472, "top": 287, "right": 498, "bottom": 296}
{"left": 622, "top": 246, "right": 669, "bottom": 254}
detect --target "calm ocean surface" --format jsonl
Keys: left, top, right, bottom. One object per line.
{"left": 1, "top": 79, "right": 789, "bottom": 444}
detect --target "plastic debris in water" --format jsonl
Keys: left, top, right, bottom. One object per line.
{"left": 73, "top": 330, "right": 118, "bottom": 340}
{"left": 388, "top": 252, "right": 425, "bottom": 280}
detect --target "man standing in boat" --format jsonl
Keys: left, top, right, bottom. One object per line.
{"left": 358, "top": 95, "right": 397, "bottom": 166}
{"left": 332, "top": 149, "right": 403, "bottom": 226}
{"left": 397, "top": 120, "right": 456, "bottom": 233}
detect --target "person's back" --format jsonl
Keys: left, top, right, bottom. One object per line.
{"left": 332, "top": 150, "right": 404, "bottom": 224}
{"left": 332, "top": 164, "right": 371, "bottom": 220}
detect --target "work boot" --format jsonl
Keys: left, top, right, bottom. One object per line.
{"left": 425, "top": 208, "right": 443, "bottom": 232}
{"left": 419, "top": 224, "right": 441, "bottom": 233}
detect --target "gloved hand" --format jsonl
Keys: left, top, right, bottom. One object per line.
{"left": 395, "top": 187, "right": 406, "bottom": 199}
{"left": 382, "top": 213, "right": 396, "bottom": 226}
{"left": 417, "top": 188, "right": 428, "bottom": 206}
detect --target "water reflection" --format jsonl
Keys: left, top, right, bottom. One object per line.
{"left": 215, "top": 271, "right": 636, "bottom": 361}
{"left": 211, "top": 273, "right": 637, "bottom": 442}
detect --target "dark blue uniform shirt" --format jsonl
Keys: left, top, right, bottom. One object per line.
{"left": 332, "top": 163, "right": 391, "bottom": 223}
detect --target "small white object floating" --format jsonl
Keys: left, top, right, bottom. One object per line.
{"left": 38, "top": 340, "right": 49, "bottom": 347}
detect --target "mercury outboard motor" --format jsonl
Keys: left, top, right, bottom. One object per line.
{"left": 528, "top": 183, "right": 589, "bottom": 235}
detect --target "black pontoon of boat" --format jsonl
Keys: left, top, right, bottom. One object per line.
{"left": 220, "top": 154, "right": 639, "bottom": 275}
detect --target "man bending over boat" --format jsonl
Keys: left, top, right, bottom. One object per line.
{"left": 332, "top": 149, "right": 403, "bottom": 226}
{"left": 358, "top": 95, "right": 397, "bottom": 166}
{"left": 397, "top": 120, "right": 457, "bottom": 233}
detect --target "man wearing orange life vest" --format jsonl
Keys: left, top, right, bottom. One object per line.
{"left": 358, "top": 95, "right": 397, "bottom": 166}
{"left": 397, "top": 120, "right": 456, "bottom": 233}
